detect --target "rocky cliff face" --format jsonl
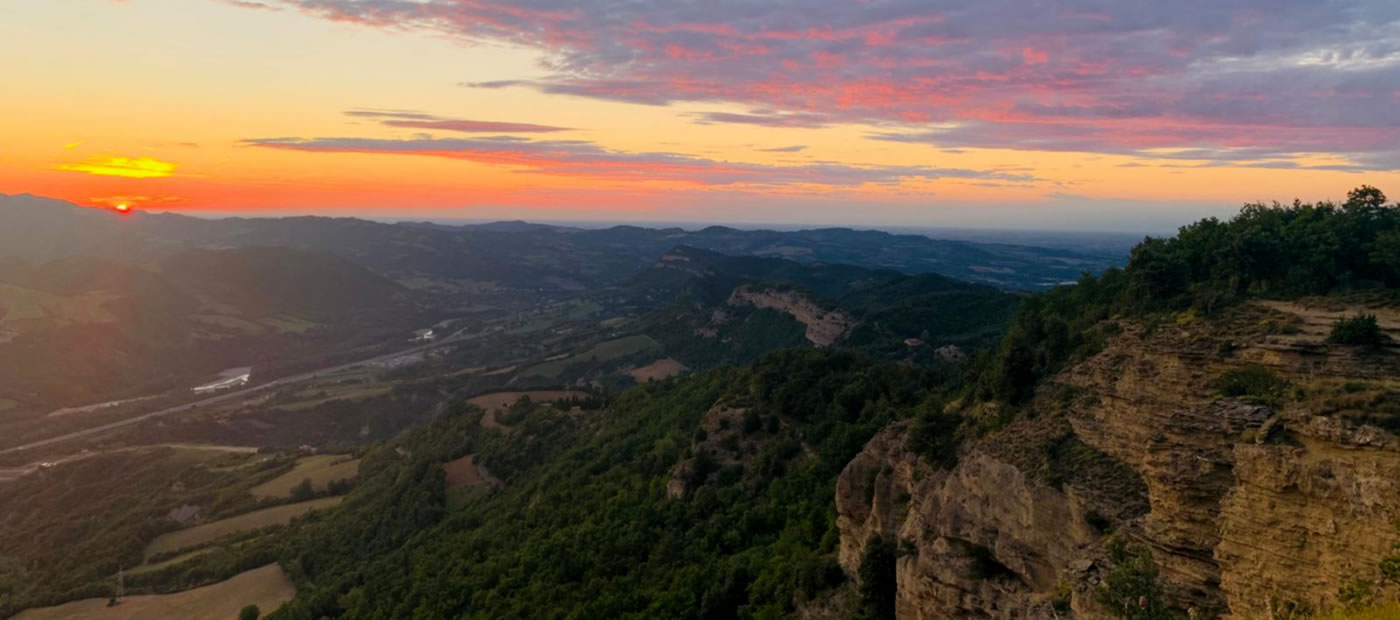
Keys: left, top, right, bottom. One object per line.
{"left": 727, "top": 285, "right": 855, "bottom": 346}
{"left": 837, "top": 301, "right": 1400, "bottom": 618}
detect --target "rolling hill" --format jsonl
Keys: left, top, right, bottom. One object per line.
{"left": 0, "top": 247, "right": 410, "bottom": 415}
{"left": 1, "top": 194, "right": 1121, "bottom": 293}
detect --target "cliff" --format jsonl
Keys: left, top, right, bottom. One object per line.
{"left": 837, "top": 299, "right": 1400, "bottom": 618}
{"left": 727, "top": 285, "right": 856, "bottom": 346}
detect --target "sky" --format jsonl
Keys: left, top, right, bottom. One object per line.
{"left": 2, "top": 0, "right": 1399, "bottom": 231}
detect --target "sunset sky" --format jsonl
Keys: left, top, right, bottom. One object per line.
{"left": 3, "top": 0, "right": 1399, "bottom": 230}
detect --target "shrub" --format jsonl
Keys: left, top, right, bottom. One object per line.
{"left": 1214, "top": 365, "right": 1291, "bottom": 407}
{"left": 1338, "top": 579, "right": 1375, "bottom": 611}
{"left": 1330, "top": 314, "right": 1385, "bottom": 346}
{"left": 239, "top": 605, "right": 261, "bottom": 620}
{"left": 906, "top": 400, "right": 959, "bottom": 469}
{"left": 1095, "top": 539, "right": 1174, "bottom": 620}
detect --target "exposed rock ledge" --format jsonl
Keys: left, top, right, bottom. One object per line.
{"left": 727, "top": 285, "right": 855, "bottom": 346}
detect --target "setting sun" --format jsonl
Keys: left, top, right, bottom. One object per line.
{"left": 114, "top": 203, "right": 131, "bottom": 213}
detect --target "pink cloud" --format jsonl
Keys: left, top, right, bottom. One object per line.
{"left": 254, "top": 0, "right": 1400, "bottom": 168}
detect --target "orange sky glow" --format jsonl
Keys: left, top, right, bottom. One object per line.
{"left": 3, "top": 1, "right": 1398, "bottom": 230}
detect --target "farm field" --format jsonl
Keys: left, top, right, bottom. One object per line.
{"left": 250, "top": 455, "right": 360, "bottom": 499}
{"left": 522, "top": 335, "right": 660, "bottom": 378}
{"left": 0, "top": 283, "right": 115, "bottom": 326}
{"left": 442, "top": 454, "right": 495, "bottom": 490}
{"left": 442, "top": 454, "right": 501, "bottom": 508}
{"left": 144, "top": 497, "right": 343, "bottom": 559}
{"left": 13, "top": 563, "right": 295, "bottom": 620}
{"left": 274, "top": 383, "right": 393, "bottom": 412}
{"left": 468, "top": 390, "right": 591, "bottom": 431}
{"left": 629, "top": 358, "right": 688, "bottom": 383}
{"left": 467, "top": 390, "right": 591, "bottom": 412}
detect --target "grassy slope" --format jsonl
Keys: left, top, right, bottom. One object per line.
{"left": 250, "top": 456, "right": 360, "bottom": 499}
{"left": 144, "top": 497, "right": 343, "bottom": 559}
{"left": 14, "top": 564, "right": 294, "bottom": 620}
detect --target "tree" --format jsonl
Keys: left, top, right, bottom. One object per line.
{"left": 1095, "top": 540, "right": 1173, "bottom": 620}
{"left": 290, "top": 478, "right": 316, "bottom": 502}
{"left": 858, "top": 535, "right": 897, "bottom": 619}
{"left": 239, "top": 604, "right": 260, "bottom": 620}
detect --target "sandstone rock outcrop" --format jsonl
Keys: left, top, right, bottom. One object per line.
{"left": 837, "top": 302, "right": 1400, "bottom": 618}
{"left": 727, "top": 286, "right": 856, "bottom": 347}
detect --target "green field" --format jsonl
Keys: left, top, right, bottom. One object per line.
{"left": 598, "top": 316, "right": 631, "bottom": 329}
{"left": 566, "top": 300, "right": 603, "bottom": 319}
{"left": 263, "top": 315, "right": 318, "bottom": 334}
{"left": 15, "top": 564, "right": 294, "bottom": 620}
{"left": 144, "top": 497, "right": 343, "bottom": 559}
{"left": 250, "top": 455, "right": 360, "bottom": 498}
{"left": 275, "top": 384, "right": 392, "bottom": 411}
{"left": 0, "top": 398, "right": 16, "bottom": 412}
{"left": 0, "top": 283, "right": 115, "bottom": 325}
{"left": 192, "top": 314, "right": 267, "bottom": 335}
{"left": 522, "top": 335, "right": 661, "bottom": 378}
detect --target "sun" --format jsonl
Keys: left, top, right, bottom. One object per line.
{"left": 115, "top": 203, "right": 132, "bottom": 213}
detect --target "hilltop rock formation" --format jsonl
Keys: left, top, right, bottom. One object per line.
{"left": 837, "top": 301, "right": 1400, "bottom": 618}
{"left": 727, "top": 285, "right": 856, "bottom": 347}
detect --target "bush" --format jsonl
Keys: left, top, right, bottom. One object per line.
{"left": 1338, "top": 579, "right": 1375, "bottom": 611}
{"left": 239, "top": 604, "right": 260, "bottom": 620}
{"left": 1214, "top": 365, "right": 1291, "bottom": 407}
{"left": 1095, "top": 539, "right": 1174, "bottom": 619}
{"left": 906, "top": 399, "right": 959, "bottom": 469}
{"left": 1329, "top": 314, "right": 1385, "bottom": 346}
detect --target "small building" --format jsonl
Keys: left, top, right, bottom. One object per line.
{"left": 904, "top": 338, "right": 926, "bottom": 348}
{"left": 413, "top": 328, "right": 436, "bottom": 342}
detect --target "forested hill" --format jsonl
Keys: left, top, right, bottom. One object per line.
{"left": 634, "top": 245, "right": 1020, "bottom": 368}
{"left": 0, "top": 193, "right": 1120, "bottom": 291}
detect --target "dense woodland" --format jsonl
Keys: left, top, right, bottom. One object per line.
{"left": 249, "top": 350, "right": 950, "bottom": 619}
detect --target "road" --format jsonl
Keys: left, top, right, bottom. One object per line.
{"left": 0, "top": 328, "right": 485, "bottom": 457}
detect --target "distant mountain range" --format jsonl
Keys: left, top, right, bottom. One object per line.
{"left": 0, "top": 193, "right": 1123, "bottom": 291}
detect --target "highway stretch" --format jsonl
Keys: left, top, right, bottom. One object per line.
{"left": 0, "top": 328, "right": 483, "bottom": 457}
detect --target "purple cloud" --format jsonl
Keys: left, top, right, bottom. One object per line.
{"left": 694, "top": 111, "right": 831, "bottom": 128}
{"left": 242, "top": 0, "right": 1400, "bottom": 169}
{"left": 243, "top": 135, "right": 1038, "bottom": 186}
{"left": 344, "top": 109, "right": 571, "bottom": 133}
